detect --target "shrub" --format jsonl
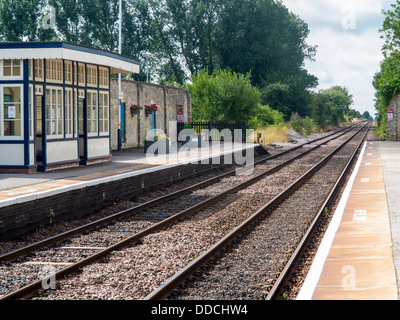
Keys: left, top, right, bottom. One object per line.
{"left": 290, "top": 113, "right": 316, "bottom": 136}
{"left": 248, "top": 105, "right": 286, "bottom": 129}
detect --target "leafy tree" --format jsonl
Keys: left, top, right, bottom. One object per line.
{"left": 260, "top": 82, "right": 291, "bottom": 117}
{"left": 0, "top": 0, "right": 43, "bottom": 41}
{"left": 188, "top": 68, "right": 260, "bottom": 124}
{"left": 319, "top": 86, "right": 353, "bottom": 122}
{"left": 310, "top": 93, "right": 337, "bottom": 127}
{"left": 380, "top": 2, "right": 400, "bottom": 57}
{"left": 215, "top": 0, "right": 316, "bottom": 87}
{"left": 374, "top": 1, "right": 400, "bottom": 130}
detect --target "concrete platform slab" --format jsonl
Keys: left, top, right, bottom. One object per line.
{"left": 297, "top": 141, "right": 398, "bottom": 300}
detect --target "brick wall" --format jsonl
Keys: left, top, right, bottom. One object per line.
{"left": 110, "top": 79, "right": 192, "bottom": 150}
{"left": 386, "top": 95, "right": 400, "bottom": 141}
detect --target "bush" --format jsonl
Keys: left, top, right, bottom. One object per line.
{"left": 248, "top": 105, "right": 286, "bottom": 129}
{"left": 290, "top": 113, "right": 316, "bottom": 136}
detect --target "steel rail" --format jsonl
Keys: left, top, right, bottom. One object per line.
{"left": 265, "top": 122, "right": 372, "bottom": 300}
{"left": 143, "top": 122, "right": 371, "bottom": 300}
{"left": 0, "top": 123, "right": 368, "bottom": 301}
{"left": 0, "top": 122, "right": 364, "bottom": 263}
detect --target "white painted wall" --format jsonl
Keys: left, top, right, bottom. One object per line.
{"left": 46, "top": 140, "right": 78, "bottom": 164}
{"left": 0, "top": 144, "right": 24, "bottom": 166}
{"left": 88, "top": 138, "right": 110, "bottom": 158}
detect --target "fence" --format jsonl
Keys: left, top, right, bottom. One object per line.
{"left": 177, "top": 122, "right": 247, "bottom": 142}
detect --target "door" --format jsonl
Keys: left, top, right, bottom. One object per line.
{"left": 35, "top": 95, "right": 43, "bottom": 163}
{"left": 120, "top": 102, "right": 126, "bottom": 142}
{"left": 151, "top": 111, "right": 156, "bottom": 136}
{"left": 78, "top": 96, "right": 87, "bottom": 162}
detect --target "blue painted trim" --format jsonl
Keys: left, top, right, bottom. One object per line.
{"left": 0, "top": 140, "right": 25, "bottom": 144}
{"left": 0, "top": 165, "right": 36, "bottom": 169}
{"left": 32, "top": 59, "right": 37, "bottom": 166}
{"left": 0, "top": 41, "right": 140, "bottom": 66}
{"left": 46, "top": 137, "right": 79, "bottom": 142}
{"left": 42, "top": 59, "right": 47, "bottom": 166}
{"left": 87, "top": 135, "right": 110, "bottom": 140}
{"left": 63, "top": 59, "right": 66, "bottom": 140}
{"left": 23, "top": 59, "right": 30, "bottom": 166}
{"left": 83, "top": 65, "right": 88, "bottom": 163}
{"left": 0, "top": 80, "right": 24, "bottom": 84}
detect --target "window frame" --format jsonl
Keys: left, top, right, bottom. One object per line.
{"left": 99, "top": 91, "right": 109, "bottom": 136}
{"left": 45, "top": 86, "right": 64, "bottom": 139}
{"left": 34, "top": 59, "right": 44, "bottom": 82}
{"left": 86, "top": 65, "right": 98, "bottom": 87}
{"left": 86, "top": 90, "right": 98, "bottom": 136}
{"left": 99, "top": 67, "right": 109, "bottom": 89}
{"left": 0, "top": 84, "right": 24, "bottom": 140}
{"left": 46, "top": 59, "right": 63, "bottom": 83}
{"left": 78, "top": 63, "right": 86, "bottom": 87}
{"left": 0, "top": 59, "right": 23, "bottom": 80}
{"left": 65, "top": 61, "right": 73, "bottom": 85}
{"left": 65, "top": 87, "right": 73, "bottom": 138}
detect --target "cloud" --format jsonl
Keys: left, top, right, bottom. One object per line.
{"left": 280, "top": 0, "right": 395, "bottom": 116}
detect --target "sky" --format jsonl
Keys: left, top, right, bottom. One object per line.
{"left": 280, "top": 0, "right": 396, "bottom": 117}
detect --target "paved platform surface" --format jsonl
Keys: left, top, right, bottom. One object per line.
{"left": 298, "top": 141, "right": 400, "bottom": 300}
{"left": 0, "top": 142, "right": 256, "bottom": 208}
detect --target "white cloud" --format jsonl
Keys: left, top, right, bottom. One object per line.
{"left": 280, "top": 0, "right": 395, "bottom": 116}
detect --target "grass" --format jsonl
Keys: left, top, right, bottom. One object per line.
{"left": 251, "top": 124, "right": 292, "bottom": 146}
{"left": 251, "top": 120, "right": 356, "bottom": 146}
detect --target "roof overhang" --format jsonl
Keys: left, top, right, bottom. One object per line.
{"left": 0, "top": 42, "right": 140, "bottom": 74}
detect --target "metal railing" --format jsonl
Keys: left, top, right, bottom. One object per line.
{"left": 177, "top": 122, "right": 247, "bottom": 142}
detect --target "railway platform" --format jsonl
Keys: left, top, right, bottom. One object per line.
{"left": 298, "top": 141, "right": 400, "bottom": 300}
{"left": 0, "top": 142, "right": 261, "bottom": 240}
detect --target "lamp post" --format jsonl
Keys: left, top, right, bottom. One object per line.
{"left": 118, "top": 0, "right": 123, "bottom": 151}
{"left": 143, "top": 53, "right": 151, "bottom": 83}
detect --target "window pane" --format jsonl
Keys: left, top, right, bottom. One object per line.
{"left": 4, "top": 87, "right": 21, "bottom": 103}
{"left": 13, "top": 66, "right": 20, "bottom": 76}
{"left": 4, "top": 120, "right": 21, "bottom": 136}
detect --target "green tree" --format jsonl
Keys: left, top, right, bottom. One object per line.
{"left": 381, "top": 2, "right": 400, "bottom": 57}
{"left": 374, "top": 1, "right": 400, "bottom": 131}
{"left": 188, "top": 68, "right": 260, "bottom": 124}
{"left": 319, "top": 86, "right": 353, "bottom": 122}
{"left": 215, "top": 0, "right": 316, "bottom": 87}
{"left": 0, "top": 0, "right": 43, "bottom": 41}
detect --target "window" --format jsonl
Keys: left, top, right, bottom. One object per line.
{"left": 87, "top": 91, "right": 97, "bottom": 135}
{"left": 99, "top": 92, "right": 109, "bottom": 134}
{"left": 65, "top": 61, "right": 73, "bottom": 84}
{"left": 74, "top": 63, "right": 77, "bottom": 85}
{"left": 3, "top": 59, "right": 21, "bottom": 77}
{"left": 78, "top": 64, "right": 85, "bottom": 86}
{"left": 87, "top": 65, "right": 97, "bottom": 87}
{"left": 46, "top": 87, "right": 63, "bottom": 137}
{"left": 29, "top": 60, "right": 33, "bottom": 80}
{"left": 46, "top": 59, "right": 63, "bottom": 83}
{"left": 78, "top": 90, "right": 84, "bottom": 135}
{"left": 35, "top": 59, "right": 44, "bottom": 81}
{"left": 65, "top": 88, "right": 73, "bottom": 137}
{"left": 29, "top": 85, "right": 34, "bottom": 140}
{"left": 99, "top": 67, "right": 109, "bottom": 88}
{"left": 1, "top": 86, "right": 23, "bottom": 138}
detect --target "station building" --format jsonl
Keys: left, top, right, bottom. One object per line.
{"left": 0, "top": 42, "right": 140, "bottom": 173}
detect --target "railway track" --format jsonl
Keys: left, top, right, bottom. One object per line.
{"left": 146, "top": 121, "right": 371, "bottom": 300}
{"left": 0, "top": 121, "right": 369, "bottom": 300}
